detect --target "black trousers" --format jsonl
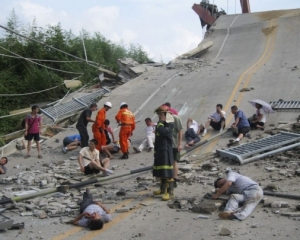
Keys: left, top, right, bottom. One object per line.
{"left": 80, "top": 191, "right": 94, "bottom": 213}
{"left": 77, "top": 127, "right": 89, "bottom": 147}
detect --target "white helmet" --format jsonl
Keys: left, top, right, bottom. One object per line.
{"left": 120, "top": 102, "right": 127, "bottom": 107}
{"left": 104, "top": 102, "right": 112, "bottom": 108}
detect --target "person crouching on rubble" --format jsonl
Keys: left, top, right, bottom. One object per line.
{"left": 153, "top": 105, "right": 175, "bottom": 201}
{"left": 212, "top": 170, "right": 263, "bottom": 220}
{"left": 73, "top": 188, "right": 112, "bottom": 230}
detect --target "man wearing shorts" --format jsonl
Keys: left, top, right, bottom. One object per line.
{"left": 62, "top": 134, "right": 81, "bottom": 153}
{"left": 24, "top": 105, "right": 42, "bottom": 159}
{"left": 229, "top": 106, "right": 250, "bottom": 146}
{"left": 78, "top": 139, "right": 113, "bottom": 176}
{"left": 202, "top": 104, "right": 226, "bottom": 136}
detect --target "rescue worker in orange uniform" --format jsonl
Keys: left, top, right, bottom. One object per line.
{"left": 115, "top": 102, "right": 135, "bottom": 159}
{"left": 92, "top": 102, "right": 112, "bottom": 151}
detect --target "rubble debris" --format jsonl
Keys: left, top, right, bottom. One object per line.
{"left": 264, "top": 183, "right": 278, "bottom": 191}
{"left": 219, "top": 227, "right": 231, "bottom": 236}
{"left": 191, "top": 201, "right": 222, "bottom": 214}
{"left": 117, "top": 58, "right": 162, "bottom": 79}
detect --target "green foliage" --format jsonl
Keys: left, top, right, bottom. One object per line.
{"left": 0, "top": 10, "right": 151, "bottom": 134}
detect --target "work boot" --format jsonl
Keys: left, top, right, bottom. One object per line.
{"left": 218, "top": 211, "right": 237, "bottom": 220}
{"left": 162, "top": 179, "right": 174, "bottom": 201}
{"left": 119, "top": 153, "right": 128, "bottom": 159}
{"left": 153, "top": 179, "right": 167, "bottom": 195}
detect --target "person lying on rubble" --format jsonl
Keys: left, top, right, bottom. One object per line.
{"left": 212, "top": 170, "right": 263, "bottom": 220}
{"left": 202, "top": 104, "right": 226, "bottom": 137}
{"left": 78, "top": 139, "right": 113, "bottom": 176}
{"left": 184, "top": 118, "right": 204, "bottom": 148}
{"left": 229, "top": 105, "right": 250, "bottom": 146}
{"left": 101, "top": 139, "right": 131, "bottom": 159}
{"left": 133, "top": 118, "right": 156, "bottom": 153}
{"left": 62, "top": 134, "right": 81, "bottom": 153}
{"left": 248, "top": 103, "right": 266, "bottom": 130}
{"left": 73, "top": 188, "right": 112, "bottom": 230}
{"left": 0, "top": 157, "right": 8, "bottom": 174}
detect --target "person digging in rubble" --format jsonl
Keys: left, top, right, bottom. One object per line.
{"left": 153, "top": 105, "right": 175, "bottom": 201}
{"left": 62, "top": 134, "right": 81, "bottom": 153}
{"left": 202, "top": 104, "right": 226, "bottom": 136}
{"left": 229, "top": 105, "right": 250, "bottom": 146}
{"left": 73, "top": 188, "right": 112, "bottom": 230}
{"left": 133, "top": 118, "right": 156, "bottom": 153}
{"left": 92, "top": 102, "right": 112, "bottom": 151}
{"left": 248, "top": 103, "right": 266, "bottom": 130}
{"left": 212, "top": 171, "right": 263, "bottom": 220}
{"left": 78, "top": 139, "right": 113, "bottom": 176}
{"left": 184, "top": 118, "right": 204, "bottom": 148}
{"left": 0, "top": 157, "right": 8, "bottom": 174}
{"left": 115, "top": 102, "right": 135, "bottom": 159}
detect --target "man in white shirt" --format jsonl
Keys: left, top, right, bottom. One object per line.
{"left": 133, "top": 118, "right": 155, "bottom": 153}
{"left": 184, "top": 118, "right": 202, "bottom": 148}
{"left": 212, "top": 171, "right": 263, "bottom": 220}
{"left": 73, "top": 188, "right": 112, "bottom": 230}
{"left": 202, "top": 104, "right": 226, "bottom": 136}
{"left": 78, "top": 139, "right": 113, "bottom": 176}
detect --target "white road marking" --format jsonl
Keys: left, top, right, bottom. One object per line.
{"left": 215, "top": 15, "right": 239, "bottom": 59}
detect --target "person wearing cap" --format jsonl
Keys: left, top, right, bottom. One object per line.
{"left": 212, "top": 171, "right": 263, "bottom": 220}
{"left": 115, "top": 102, "right": 135, "bottom": 159}
{"left": 153, "top": 105, "right": 175, "bottom": 201}
{"left": 76, "top": 103, "right": 98, "bottom": 148}
{"left": 92, "top": 102, "right": 112, "bottom": 151}
{"left": 164, "top": 102, "right": 178, "bottom": 115}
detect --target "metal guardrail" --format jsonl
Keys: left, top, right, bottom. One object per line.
{"left": 269, "top": 100, "right": 300, "bottom": 110}
{"left": 217, "top": 132, "right": 300, "bottom": 164}
{"left": 40, "top": 88, "right": 110, "bottom": 122}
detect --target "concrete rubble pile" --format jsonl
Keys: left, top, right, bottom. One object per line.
{"left": 0, "top": 158, "right": 154, "bottom": 221}
{"left": 166, "top": 57, "right": 210, "bottom": 72}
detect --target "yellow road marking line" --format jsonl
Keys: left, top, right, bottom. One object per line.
{"left": 51, "top": 191, "right": 150, "bottom": 240}
{"left": 78, "top": 197, "right": 153, "bottom": 240}
{"left": 203, "top": 20, "right": 277, "bottom": 154}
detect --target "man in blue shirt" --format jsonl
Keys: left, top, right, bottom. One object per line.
{"left": 62, "top": 134, "right": 81, "bottom": 153}
{"left": 230, "top": 105, "right": 250, "bottom": 145}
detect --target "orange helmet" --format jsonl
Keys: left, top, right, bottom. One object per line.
{"left": 154, "top": 105, "right": 169, "bottom": 113}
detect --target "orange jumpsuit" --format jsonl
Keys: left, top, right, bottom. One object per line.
{"left": 115, "top": 108, "right": 135, "bottom": 153}
{"left": 92, "top": 108, "right": 106, "bottom": 150}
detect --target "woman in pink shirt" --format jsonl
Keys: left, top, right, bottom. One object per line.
{"left": 24, "top": 105, "right": 42, "bottom": 159}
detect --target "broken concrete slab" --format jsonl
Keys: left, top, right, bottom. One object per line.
{"left": 191, "top": 201, "right": 221, "bottom": 214}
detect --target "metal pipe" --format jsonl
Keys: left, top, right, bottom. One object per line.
{"left": 240, "top": 142, "right": 300, "bottom": 165}
{"left": 263, "top": 191, "right": 300, "bottom": 200}
{"left": 0, "top": 186, "right": 69, "bottom": 205}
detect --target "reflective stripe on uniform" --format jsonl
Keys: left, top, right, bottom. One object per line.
{"left": 153, "top": 165, "right": 173, "bottom": 170}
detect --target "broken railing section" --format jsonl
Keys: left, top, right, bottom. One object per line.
{"left": 269, "top": 100, "right": 300, "bottom": 111}
{"left": 40, "top": 87, "right": 110, "bottom": 123}
{"left": 217, "top": 132, "right": 300, "bottom": 164}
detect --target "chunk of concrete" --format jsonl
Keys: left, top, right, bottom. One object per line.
{"left": 219, "top": 227, "right": 231, "bottom": 236}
